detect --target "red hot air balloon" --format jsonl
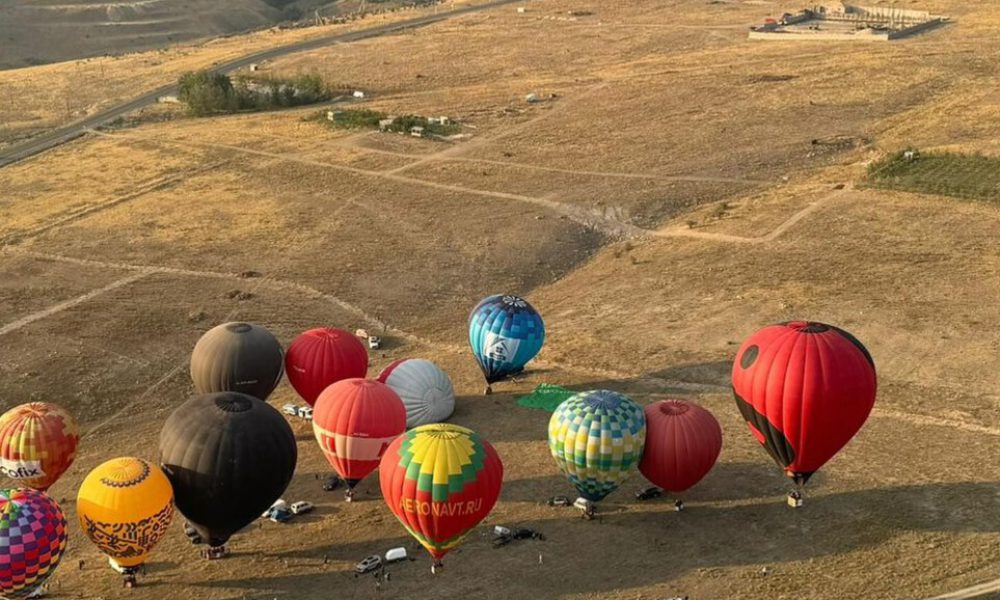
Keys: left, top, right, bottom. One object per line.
{"left": 0, "top": 403, "right": 79, "bottom": 492}
{"left": 379, "top": 424, "right": 503, "bottom": 573}
{"left": 732, "top": 321, "right": 877, "bottom": 495}
{"left": 285, "top": 328, "right": 369, "bottom": 407}
{"left": 639, "top": 400, "right": 722, "bottom": 506}
{"left": 312, "top": 379, "right": 405, "bottom": 500}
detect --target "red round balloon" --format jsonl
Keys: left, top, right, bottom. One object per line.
{"left": 639, "top": 400, "right": 722, "bottom": 493}
{"left": 312, "top": 379, "right": 406, "bottom": 488}
{"left": 285, "top": 328, "right": 369, "bottom": 406}
{"left": 731, "top": 321, "right": 877, "bottom": 484}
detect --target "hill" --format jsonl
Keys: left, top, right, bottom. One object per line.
{"left": 0, "top": 0, "right": 410, "bottom": 70}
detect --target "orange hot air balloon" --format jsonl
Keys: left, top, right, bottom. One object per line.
{"left": 379, "top": 424, "right": 503, "bottom": 573}
{"left": 0, "top": 403, "right": 79, "bottom": 491}
{"left": 312, "top": 379, "right": 406, "bottom": 501}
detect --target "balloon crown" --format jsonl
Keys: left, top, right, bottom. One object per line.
{"left": 501, "top": 295, "right": 527, "bottom": 308}
{"left": 213, "top": 394, "right": 254, "bottom": 413}
{"left": 580, "top": 390, "right": 626, "bottom": 411}
{"left": 225, "top": 322, "right": 254, "bottom": 333}
{"left": 100, "top": 459, "right": 152, "bottom": 488}
{"left": 658, "top": 400, "right": 691, "bottom": 416}
{"left": 784, "top": 321, "right": 831, "bottom": 333}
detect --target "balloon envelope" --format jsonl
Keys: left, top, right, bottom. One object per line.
{"left": 377, "top": 358, "right": 455, "bottom": 428}
{"left": 639, "top": 400, "right": 722, "bottom": 493}
{"left": 468, "top": 295, "right": 544, "bottom": 384}
{"left": 731, "top": 321, "right": 877, "bottom": 484}
{"left": 379, "top": 423, "right": 503, "bottom": 562}
{"left": 549, "top": 390, "right": 646, "bottom": 501}
{"left": 190, "top": 322, "right": 284, "bottom": 400}
{"left": 313, "top": 379, "right": 406, "bottom": 488}
{"left": 0, "top": 402, "right": 79, "bottom": 491}
{"left": 77, "top": 457, "right": 174, "bottom": 569}
{"left": 0, "top": 488, "right": 67, "bottom": 598}
{"left": 159, "top": 392, "right": 297, "bottom": 546}
{"left": 285, "top": 328, "right": 369, "bottom": 406}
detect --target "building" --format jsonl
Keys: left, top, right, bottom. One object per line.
{"left": 749, "top": 3, "right": 948, "bottom": 41}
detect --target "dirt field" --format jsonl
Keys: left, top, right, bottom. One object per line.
{"left": 1, "top": 0, "right": 999, "bottom": 598}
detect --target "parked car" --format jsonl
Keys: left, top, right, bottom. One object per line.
{"left": 547, "top": 495, "right": 571, "bottom": 507}
{"left": 269, "top": 508, "right": 293, "bottom": 523}
{"left": 368, "top": 335, "right": 381, "bottom": 349}
{"left": 184, "top": 522, "right": 203, "bottom": 544}
{"left": 635, "top": 486, "right": 663, "bottom": 501}
{"left": 297, "top": 406, "right": 313, "bottom": 420}
{"left": 323, "top": 475, "right": 343, "bottom": 491}
{"left": 385, "top": 547, "right": 407, "bottom": 564}
{"left": 282, "top": 404, "right": 299, "bottom": 417}
{"left": 262, "top": 499, "right": 287, "bottom": 519}
{"left": 290, "top": 501, "right": 314, "bottom": 515}
{"left": 355, "top": 555, "right": 382, "bottom": 575}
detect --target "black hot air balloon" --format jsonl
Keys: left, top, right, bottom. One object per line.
{"left": 158, "top": 392, "right": 297, "bottom": 556}
{"left": 190, "top": 322, "right": 284, "bottom": 401}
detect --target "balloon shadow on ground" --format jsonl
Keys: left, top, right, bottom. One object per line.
{"left": 195, "top": 481, "right": 1000, "bottom": 599}
{"left": 499, "top": 461, "right": 820, "bottom": 505}
{"left": 645, "top": 359, "right": 733, "bottom": 388}
{"left": 468, "top": 360, "right": 736, "bottom": 445}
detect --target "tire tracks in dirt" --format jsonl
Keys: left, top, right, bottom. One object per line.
{"left": 88, "top": 128, "right": 646, "bottom": 239}
{"left": 0, "top": 271, "right": 151, "bottom": 337}
{"left": 0, "top": 160, "right": 229, "bottom": 246}
{"left": 7, "top": 247, "right": 1000, "bottom": 441}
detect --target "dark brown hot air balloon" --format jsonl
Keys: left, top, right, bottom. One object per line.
{"left": 190, "top": 322, "right": 284, "bottom": 400}
{"left": 158, "top": 392, "right": 297, "bottom": 556}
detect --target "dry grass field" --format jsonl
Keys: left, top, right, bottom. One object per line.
{"left": 1, "top": 0, "right": 999, "bottom": 598}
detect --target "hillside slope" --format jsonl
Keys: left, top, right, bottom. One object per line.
{"left": 0, "top": 0, "right": 381, "bottom": 69}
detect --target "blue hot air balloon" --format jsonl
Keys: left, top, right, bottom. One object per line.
{"left": 468, "top": 295, "right": 545, "bottom": 394}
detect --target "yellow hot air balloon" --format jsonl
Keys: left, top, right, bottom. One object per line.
{"left": 76, "top": 457, "right": 174, "bottom": 586}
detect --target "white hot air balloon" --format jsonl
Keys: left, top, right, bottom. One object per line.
{"left": 375, "top": 359, "right": 455, "bottom": 428}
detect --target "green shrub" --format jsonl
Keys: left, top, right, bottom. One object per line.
{"left": 864, "top": 149, "right": 1000, "bottom": 203}
{"left": 177, "top": 70, "right": 332, "bottom": 116}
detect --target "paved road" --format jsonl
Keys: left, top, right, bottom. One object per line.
{"left": 0, "top": 0, "right": 521, "bottom": 169}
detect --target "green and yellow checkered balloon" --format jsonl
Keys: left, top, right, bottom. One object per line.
{"left": 548, "top": 390, "right": 646, "bottom": 501}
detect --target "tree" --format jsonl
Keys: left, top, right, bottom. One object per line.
{"left": 178, "top": 70, "right": 238, "bottom": 116}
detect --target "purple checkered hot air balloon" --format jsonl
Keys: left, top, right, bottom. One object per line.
{"left": 0, "top": 488, "right": 68, "bottom": 598}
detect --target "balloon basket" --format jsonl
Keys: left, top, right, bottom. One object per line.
{"left": 574, "top": 497, "right": 596, "bottom": 520}
{"left": 345, "top": 489, "right": 355, "bottom": 503}
{"left": 484, "top": 385, "right": 493, "bottom": 396}
{"left": 204, "top": 545, "right": 229, "bottom": 560}
{"left": 122, "top": 573, "right": 138, "bottom": 589}
{"left": 786, "top": 491, "right": 804, "bottom": 509}
{"left": 431, "top": 560, "right": 444, "bottom": 575}
{"left": 673, "top": 499, "right": 685, "bottom": 512}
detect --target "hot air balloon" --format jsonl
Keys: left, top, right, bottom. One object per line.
{"left": 0, "top": 488, "right": 67, "bottom": 599}
{"left": 549, "top": 390, "right": 646, "bottom": 504}
{"left": 639, "top": 400, "right": 722, "bottom": 509}
{"left": 376, "top": 358, "right": 455, "bottom": 428}
{"left": 313, "top": 379, "right": 406, "bottom": 501}
{"left": 732, "top": 321, "right": 877, "bottom": 503}
{"left": 190, "top": 322, "right": 284, "bottom": 400}
{"left": 285, "top": 328, "right": 369, "bottom": 407}
{"left": 468, "top": 294, "right": 544, "bottom": 394}
{"left": 159, "top": 392, "right": 297, "bottom": 557}
{"left": 77, "top": 457, "right": 174, "bottom": 586}
{"left": 379, "top": 423, "right": 503, "bottom": 573}
{"left": 0, "top": 402, "right": 79, "bottom": 491}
